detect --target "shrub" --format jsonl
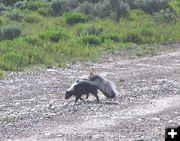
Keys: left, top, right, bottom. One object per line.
{"left": 7, "top": 12, "right": 23, "bottom": 22}
{"left": 38, "top": 7, "right": 52, "bottom": 16}
{"left": 140, "top": 28, "right": 153, "bottom": 37}
{"left": 94, "top": 0, "right": 111, "bottom": 19}
{"left": 14, "top": 1, "right": 27, "bottom": 9}
{"left": 51, "top": 0, "right": 68, "bottom": 16}
{"left": 14, "top": 1, "right": 50, "bottom": 10}
{"left": 154, "top": 8, "right": 177, "bottom": 24}
{"left": 126, "top": 9, "right": 146, "bottom": 21}
{"left": 140, "top": 28, "right": 155, "bottom": 44}
{"left": 90, "top": 0, "right": 130, "bottom": 20}
{"left": 66, "top": 0, "right": 101, "bottom": 10}
{"left": 77, "top": 25, "right": 104, "bottom": 36}
{"left": 75, "top": 1, "right": 94, "bottom": 16}
{"left": 123, "top": 29, "right": 155, "bottom": 44}
{"left": 123, "top": 32, "right": 142, "bottom": 44}
{"left": 126, "top": 0, "right": 170, "bottom": 14}
{"left": 66, "top": 0, "right": 79, "bottom": 9}
{"left": 25, "top": 1, "right": 50, "bottom": 11}
{"left": 101, "top": 34, "right": 121, "bottom": 42}
{"left": 109, "top": 34, "right": 121, "bottom": 42}
{"left": 0, "top": 25, "right": 22, "bottom": 40}
{"left": 24, "top": 15, "right": 40, "bottom": 24}
{"left": 1, "top": 0, "right": 24, "bottom": 6}
{"left": 26, "top": 1, "right": 42, "bottom": 11}
{"left": 64, "top": 12, "right": 88, "bottom": 25}
{"left": 115, "top": 1, "right": 130, "bottom": 20}
{"left": 0, "top": 3, "right": 9, "bottom": 14}
{"left": 39, "top": 31, "right": 68, "bottom": 42}
{"left": 24, "top": 36, "right": 43, "bottom": 46}
{"left": 80, "top": 36, "right": 101, "bottom": 46}
{"left": 170, "top": 0, "right": 180, "bottom": 15}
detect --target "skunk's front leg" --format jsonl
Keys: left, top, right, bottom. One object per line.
{"left": 79, "top": 97, "right": 85, "bottom": 102}
{"left": 85, "top": 93, "right": 89, "bottom": 99}
{"left": 75, "top": 96, "right": 80, "bottom": 102}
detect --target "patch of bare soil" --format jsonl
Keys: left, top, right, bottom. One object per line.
{"left": 0, "top": 44, "right": 180, "bottom": 141}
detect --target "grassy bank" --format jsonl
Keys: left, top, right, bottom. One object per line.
{"left": 0, "top": 0, "right": 180, "bottom": 71}
{"left": 0, "top": 70, "right": 4, "bottom": 78}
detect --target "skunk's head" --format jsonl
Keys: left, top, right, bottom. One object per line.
{"left": 65, "top": 80, "right": 78, "bottom": 99}
{"left": 65, "top": 91, "right": 74, "bottom": 99}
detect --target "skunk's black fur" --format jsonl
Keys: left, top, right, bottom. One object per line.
{"left": 65, "top": 80, "right": 99, "bottom": 102}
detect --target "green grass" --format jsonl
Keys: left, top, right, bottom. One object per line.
{"left": 0, "top": 0, "right": 180, "bottom": 71}
{"left": 0, "top": 70, "right": 4, "bottom": 78}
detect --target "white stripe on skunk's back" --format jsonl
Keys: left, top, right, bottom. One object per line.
{"left": 66, "top": 79, "right": 96, "bottom": 92}
{"left": 66, "top": 81, "right": 78, "bottom": 91}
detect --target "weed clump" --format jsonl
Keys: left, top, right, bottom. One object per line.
{"left": 51, "top": 0, "right": 68, "bottom": 16}
{"left": 0, "top": 25, "right": 22, "bottom": 40}
{"left": 8, "top": 12, "right": 23, "bottom": 22}
{"left": 24, "top": 15, "right": 40, "bottom": 23}
{"left": 64, "top": 12, "right": 88, "bottom": 25}
{"left": 80, "top": 36, "right": 101, "bottom": 46}
{"left": 39, "top": 31, "right": 68, "bottom": 42}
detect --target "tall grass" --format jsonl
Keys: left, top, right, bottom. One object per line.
{"left": 0, "top": 70, "right": 4, "bottom": 78}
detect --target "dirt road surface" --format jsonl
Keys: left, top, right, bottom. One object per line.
{"left": 0, "top": 44, "right": 180, "bottom": 141}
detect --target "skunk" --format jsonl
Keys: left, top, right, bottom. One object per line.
{"left": 65, "top": 80, "right": 99, "bottom": 102}
{"left": 65, "top": 72, "right": 118, "bottom": 102}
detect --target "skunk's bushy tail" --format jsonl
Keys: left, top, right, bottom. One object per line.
{"left": 99, "top": 76, "right": 118, "bottom": 98}
{"left": 89, "top": 73, "right": 118, "bottom": 98}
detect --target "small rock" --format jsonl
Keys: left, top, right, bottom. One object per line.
{"left": 152, "top": 117, "right": 161, "bottom": 121}
{"left": 168, "top": 120, "right": 174, "bottom": 123}
{"left": 44, "top": 132, "right": 51, "bottom": 136}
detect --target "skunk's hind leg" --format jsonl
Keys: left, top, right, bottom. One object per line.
{"left": 92, "top": 90, "right": 99, "bottom": 102}
{"left": 75, "top": 96, "right": 80, "bottom": 102}
{"left": 79, "top": 97, "right": 85, "bottom": 102}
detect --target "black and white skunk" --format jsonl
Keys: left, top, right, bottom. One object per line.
{"left": 65, "top": 79, "right": 99, "bottom": 102}
{"left": 65, "top": 72, "right": 118, "bottom": 102}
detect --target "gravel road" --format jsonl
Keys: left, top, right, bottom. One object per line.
{"left": 0, "top": 44, "right": 180, "bottom": 141}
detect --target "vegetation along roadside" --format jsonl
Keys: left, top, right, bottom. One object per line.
{"left": 0, "top": 0, "right": 179, "bottom": 71}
